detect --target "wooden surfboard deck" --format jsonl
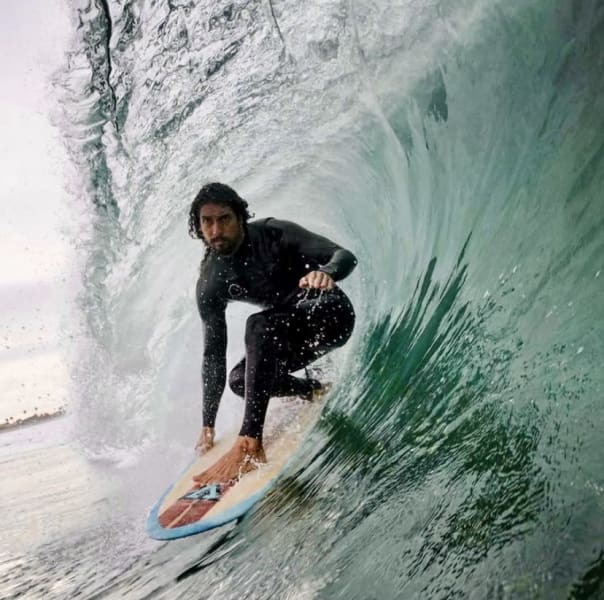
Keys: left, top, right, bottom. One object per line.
{"left": 146, "top": 394, "right": 325, "bottom": 540}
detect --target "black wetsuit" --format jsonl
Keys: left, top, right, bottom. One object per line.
{"left": 196, "top": 218, "right": 357, "bottom": 439}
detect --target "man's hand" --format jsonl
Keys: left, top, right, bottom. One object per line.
{"left": 299, "top": 270, "right": 334, "bottom": 290}
{"left": 195, "top": 426, "right": 215, "bottom": 454}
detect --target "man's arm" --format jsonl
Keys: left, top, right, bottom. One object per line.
{"left": 273, "top": 219, "right": 358, "bottom": 281}
{"left": 317, "top": 248, "right": 357, "bottom": 281}
{"left": 198, "top": 299, "right": 227, "bottom": 430}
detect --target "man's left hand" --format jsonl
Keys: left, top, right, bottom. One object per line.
{"left": 299, "top": 270, "right": 334, "bottom": 290}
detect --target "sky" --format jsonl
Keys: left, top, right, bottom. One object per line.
{"left": 0, "top": 0, "right": 74, "bottom": 424}
{"left": 0, "top": 0, "right": 72, "bottom": 284}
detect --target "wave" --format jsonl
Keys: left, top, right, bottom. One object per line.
{"left": 53, "top": 0, "right": 604, "bottom": 597}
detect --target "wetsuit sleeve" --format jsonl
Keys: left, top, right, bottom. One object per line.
{"left": 273, "top": 219, "right": 358, "bottom": 281}
{"left": 196, "top": 283, "right": 227, "bottom": 429}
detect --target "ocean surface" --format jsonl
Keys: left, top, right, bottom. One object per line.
{"left": 2, "top": 0, "right": 604, "bottom": 598}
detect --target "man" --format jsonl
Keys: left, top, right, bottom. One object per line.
{"left": 189, "top": 182, "right": 357, "bottom": 485}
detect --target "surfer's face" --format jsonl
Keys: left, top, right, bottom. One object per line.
{"left": 199, "top": 203, "right": 244, "bottom": 255}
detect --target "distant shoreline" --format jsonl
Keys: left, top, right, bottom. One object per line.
{"left": 0, "top": 408, "right": 66, "bottom": 433}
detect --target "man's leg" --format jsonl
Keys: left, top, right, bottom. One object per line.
{"left": 237, "top": 290, "right": 355, "bottom": 439}
{"left": 229, "top": 357, "right": 314, "bottom": 400}
{"left": 275, "top": 289, "right": 356, "bottom": 396}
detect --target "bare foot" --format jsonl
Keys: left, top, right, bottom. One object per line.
{"left": 192, "top": 436, "right": 266, "bottom": 486}
{"left": 195, "top": 426, "right": 215, "bottom": 455}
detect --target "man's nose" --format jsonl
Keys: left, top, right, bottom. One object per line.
{"left": 209, "top": 222, "right": 222, "bottom": 237}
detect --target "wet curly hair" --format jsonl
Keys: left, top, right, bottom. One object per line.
{"left": 188, "top": 182, "right": 252, "bottom": 239}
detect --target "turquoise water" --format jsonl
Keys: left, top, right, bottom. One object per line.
{"left": 7, "top": 0, "right": 603, "bottom": 598}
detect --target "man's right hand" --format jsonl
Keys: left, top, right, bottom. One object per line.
{"left": 195, "top": 426, "right": 215, "bottom": 454}
{"left": 299, "top": 270, "right": 334, "bottom": 290}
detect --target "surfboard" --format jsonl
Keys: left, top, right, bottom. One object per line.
{"left": 146, "top": 391, "right": 326, "bottom": 540}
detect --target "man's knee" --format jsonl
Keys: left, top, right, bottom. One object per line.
{"left": 228, "top": 366, "right": 245, "bottom": 397}
{"left": 245, "top": 313, "right": 268, "bottom": 343}
{"left": 245, "top": 312, "right": 288, "bottom": 355}
{"left": 245, "top": 312, "right": 278, "bottom": 345}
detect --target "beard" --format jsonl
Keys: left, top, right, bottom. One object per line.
{"left": 201, "top": 220, "right": 245, "bottom": 255}
{"left": 211, "top": 238, "right": 235, "bottom": 254}
{"left": 207, "top": 232, "right": 244, "bottom": 255}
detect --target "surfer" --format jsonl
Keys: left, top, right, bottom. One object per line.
{"left": 189, "top": 182, "right": 357, "bottom": 485}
